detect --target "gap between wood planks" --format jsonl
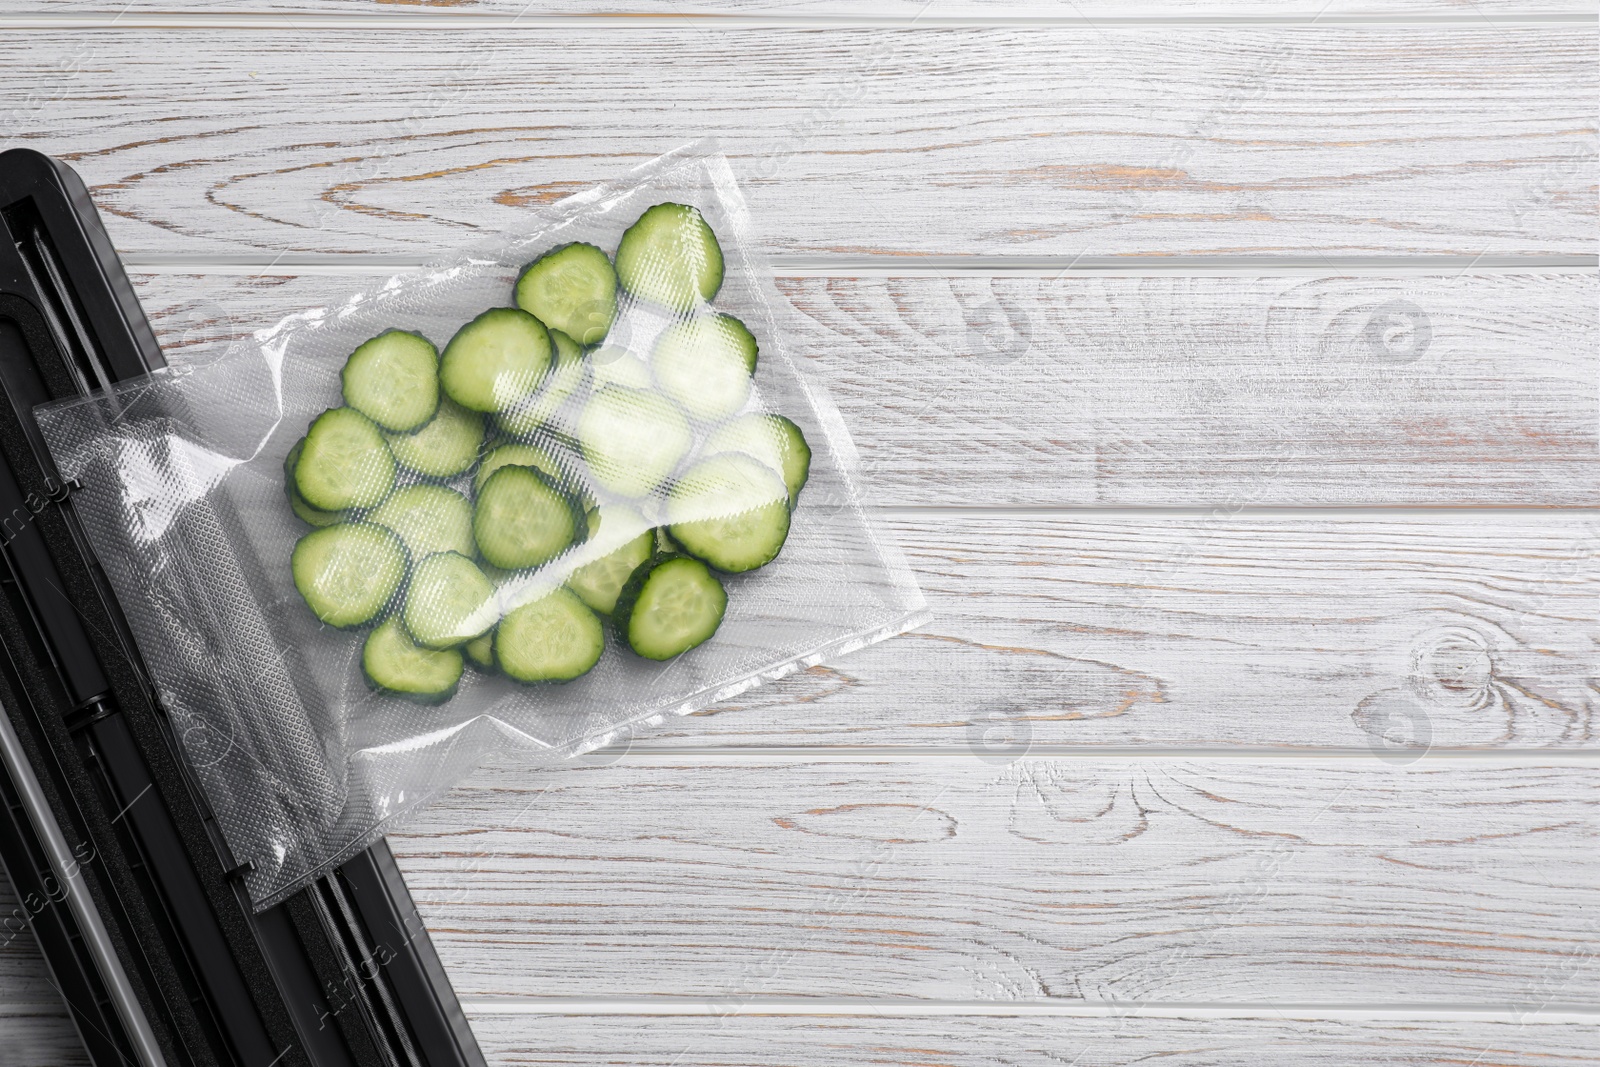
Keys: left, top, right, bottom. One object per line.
{"left": 123, "top": 254, "right": 1600, "bottom": 278}
{"left": 454, "top": 999, "right": 1600, "bottom": 1021}
{"left": 551, "top": 747, "right": 1600, "bottom": 762}
{"left": 2, "top": 12, "right": 1596, "bottom": 29}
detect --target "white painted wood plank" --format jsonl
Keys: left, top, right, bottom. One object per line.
{"left": 0, "top": 1013, "right": 83, "bottom": 1067}
{"left": 4, "top": 27, "right": 1591, "bottom": 259}
{"left": 2, "top": 2, "right": 1596, "bottom": 17}
{"left": 129, "top": 271, "right": 1600, "bottom": 506}
{"left": 114, "top": 270, "right": 1600, "bottom": 748}
{"left": 389, "top": 760, "right": 1600, "bottom": 1003}
{"left": 698, "top": 512, "right": 1600, "bottom": 751}
{"left": 0, "top": 877, "right": 82, "bottom": 1067}
{"left": 464, "top": 1013, "right": 1600, "bottom": 1067}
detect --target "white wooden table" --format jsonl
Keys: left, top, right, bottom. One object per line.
{"left": 2, "top": 4, "right": 1598, "bottom": 1064}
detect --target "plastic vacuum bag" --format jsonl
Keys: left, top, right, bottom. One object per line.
{"left": 37, "top": 146, "right": 927, "bottom": 909}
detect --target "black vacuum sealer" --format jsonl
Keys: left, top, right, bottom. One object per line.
{"left": 0, "top": 147, "right": 486, "bottom": 1067}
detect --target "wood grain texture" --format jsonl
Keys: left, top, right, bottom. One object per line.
{"left": 390, "top": 759, "right": 1600, "bottom": 1003}
{"left": 116, "top": 270, "right": 1600, "bottom": 749}
{"left": 465, "top": 1014, "right": 1600, "bottom": 1067}
{"left": 128, "top": 270, "right": 1600, "bottom": 506}
{"left": 3, "top": 1, "right": 1596, "bottom": 15}
{"left": 0, "top": 880, "right": 81, "bottom": 1067}
{"left": 3, "top": 27, "right": 1592, "bottom": 259}
{"left": 727, "top": 512, "right": 1600, "bottom": 751}
{"left": 0, "top": 1014, "right": 84, "bottom": 1067}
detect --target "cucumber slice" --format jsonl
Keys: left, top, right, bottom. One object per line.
{"left": 495, "top": 587, "right": 605, "bottom": 683}
{"left": 283, "top": 438, "right": 342, "bottom": 527}
{"left": 566, "top": 506, "right": 653, "bottom": 616}
{"left": 576, "top": 385, "right": 691, "bottom": 498}
{"left": 702, "top": 413, "right": 812, "bottom": 508}
{"left": 667, "top": 452, "right": 791, "bottom": 573}
{"left": 403, "top": 551, "right": 498, "bottom": 649}
{"left": 589, "top": 346, "right": 653, "bottom": 391}
{"left": 614, "top": 203, "right": 723, "bottom": 313}
{"left": 514, "top": 243, "right": 618, "bottom": 346}
{"left": 463, "top": 631, "right": 496, "bottom": 672}
{"left": 440, "top": 308, "right": 551, "bottom": 413}
{"left": 363, "top": 617, "right": 463, "bottom": 703}
{"left": 292, "top": 523, "right": 406, "bottom": 629}
{"left": 651, "top": 314, "right": 757, "bottom": 422}
{"left": 340, "top": 329, "right": 439, "bottom": 433}
{"left": 473, "top": 441, "right": 568, "bottom": 495}
{"left": 473, "top": 465, "right": 580, "bottom": 571}
{"left": 614, "top": 555, "right": 726, "bottom": 661}
{"left": 385, "top": 397, "right": 485, "bottom": 479}
{"left": 294, "top": 408, "right": 396, "bottom": 511}
{"left": 369, "top": 484, "right": 474, "bottom": 560}
{"left": 495, "top": 330, "right": 589, "bottom": 438}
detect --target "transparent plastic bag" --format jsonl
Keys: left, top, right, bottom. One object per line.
{"left": 38, "top": 146, "right": 927, "bottom": 909}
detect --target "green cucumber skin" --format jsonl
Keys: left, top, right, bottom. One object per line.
{"left": 495, "top": 588, "right": 605, "bottom": 684}
{"left": 463, "top": 631, "right": 497, "bottom": 672}
{"left": 291, "top": 523, "right": 406, "bottom": 630}
{"left": 402, "top": 551, "right": 498, "bottom": 650}
{"left": 514, "top": 243, "right": 619, "bottom": 346}
{"left": 341, "top": 329, "right": 441, "bottom": 433}
{"left": 768, "top": 415, "right": 812, "bottom": 508}
{"left": 362, "top": 672, "right": 459, "bottom": 706}
{"left": 611, "top": 553, "right": 727, "bottom": 661}
{"left": 439, "top": 307, "right": 553, "bottom": 413}
{"left": 369, "top": 484, "right": 476, "bottom": 560}
{"left": 472, "top": 465, "right": 584, "bottom": 571}
{"left": 473, "top": 441, "right": 569, "bottom": 496}
{"left": 650, "top": 314, "right": 758, "bottom": 422}
{"left": 283, "top": 438, "right": 343, "bottom": 527}
{"left": 614, "top": 202, "right": 724, "bottom": 312}
{"left": 666, "top": 452, "right": 792, "bottom": 574}
{"left": 702, "top": 413, "right": 813, "bottom": 509}
{"left": 495, "top": 329, "right": 590, "bottom": 439}
{"left": 565, "top": 506, "right": 654, "bottom": 616}
{"left": 362, "top": 618, "right": 463, "bottom": 704}
{"left": 385, "top": 397, "right": 486, "bottom": 480}
{"left": 294, "top": 407, "right": 397, "bottom": 512}
{"left": 576, "top": 385, "right": 693, "bottom": 499}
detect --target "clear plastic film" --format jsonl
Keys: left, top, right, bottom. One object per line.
{"left": 37, "top": 146, "right": 927, "bottom": 909}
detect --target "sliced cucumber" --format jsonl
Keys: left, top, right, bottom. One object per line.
{"left": 667, "top": 452, "right": 791, "bottom": 573}
{"left": 294, "top": 408, "right": 396, "bottom": 511}
{"left": 495, "top": 587, "right": 604, "bottom": 683}
{"left": 588, "top": 346, "right": 653, "bottom": 391}
{"left": 363, "top": 617, "right": 463, "bottom": 703}
{"left": 702, "top": 413, "right": 812, "bottom": 508}
{"left": 463, "top": 630, "right": 496, "bottom": 672}
{"left": 614, "top": 203, "right": 723, "bottom": 313}
{"left": 515, "top": 243, "right": 618, "bottom": 346}
{"left": 292, "top": 523, "right": 406, "bottom": 629}
{"left": 651, "top": 314, "right": 757, "bottom": 422}
{"left": 473, "top": 465, "right": 580, "bottom": 571}
{"left": 473, "top": 441, "right": 568, "bottom": 495}
{"left": 614, "top": 555, "right": 726, "bottom": 661}
{"left": 341, "top": 329, "right": 439, "bottom": 433}
{"left": 385, "top": 397, "right": 484, "bottom": 479}
{"left": 283, "top": 437, "right": 342, "bottom": 527}
{"left": 403, "top": 551, "right": 498, "bottom": 649}
{"left": 440, "top": 308, "right": 551, "bottom": 413}
{"left": 577, "top": 385, "right": 691, "bottom": 498}
{"left": 566, "top": 505, "right": 653, "bottom": 616}
{"left": 495, "top": 330, "right": 588, "bottom": 438}
{"left": 369, "top": 484, "right": 474, "bottom": 560}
